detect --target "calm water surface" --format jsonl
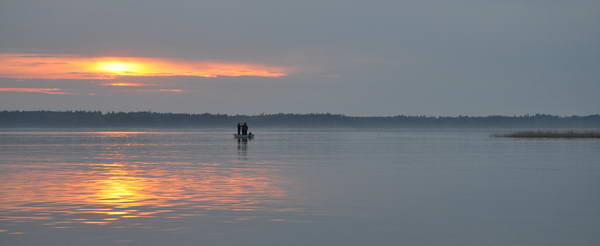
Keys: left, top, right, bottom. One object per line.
{"left": 1, "top": 128, "right": 599, "bottom": 245}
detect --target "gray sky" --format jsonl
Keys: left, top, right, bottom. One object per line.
{"left": 0, "top": 0, "right": 598, "bottom": 115}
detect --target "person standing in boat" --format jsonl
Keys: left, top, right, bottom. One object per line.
{"left": 237, "top": 122, "right": 241, "bottom": 135}
{"left": 242, "top": 122, "right": 248, "bottom": 135}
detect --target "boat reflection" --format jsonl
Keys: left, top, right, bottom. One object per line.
{"left": 237, "top": 139, "right": 248, "bottom": 159}
{"left": 0, "top": 149, "right": 286, "bottom": 229}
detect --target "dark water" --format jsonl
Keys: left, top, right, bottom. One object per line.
{"left": 1, "top": 129, "right": 599, "bottom": 246}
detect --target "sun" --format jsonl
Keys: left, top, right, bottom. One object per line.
{"left": 96, "top": 61, "right": 143, "bottom": 75}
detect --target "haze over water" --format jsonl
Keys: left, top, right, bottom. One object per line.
{"left": 1, "top": 129, "right": 599, "bottom": 245}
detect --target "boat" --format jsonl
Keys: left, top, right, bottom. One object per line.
{"left": 234, "top": 134, "right": 254, "bottom": 139}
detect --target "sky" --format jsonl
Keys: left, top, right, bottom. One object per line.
{"left": 0, "top": 0, "right": 598, "bottom": 116}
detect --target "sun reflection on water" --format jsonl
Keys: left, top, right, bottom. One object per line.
{"left": 0, "top": 138, "right": 288, "bottom": 230}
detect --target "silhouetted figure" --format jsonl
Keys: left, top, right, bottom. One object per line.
{"left": 242, "top": 122, "right": 248, "bottom": 135}
{"left": 237, "top": 122, "right": 241, "bottom": 135}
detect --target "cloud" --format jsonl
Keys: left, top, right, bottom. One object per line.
{"left": 0, "top": 53, "right": 289, "bottom": 80}
{"left": 113, "top": 88, "right": 186, "bottom": 94}
{"left": 0, "top": 88, "right": 72, "bottom": 95}
{"left": 101, "top": 82, "right": 154, "bottom": 87}
{"left": 156, "top": 89, "right": 185, "bottom": 93}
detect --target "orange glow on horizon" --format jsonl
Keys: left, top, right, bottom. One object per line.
{"left": 0, "top": 53, "right": 288, "bottom": 80}
{"left": 0, "top": 88, "right": 70, "bottom": 95}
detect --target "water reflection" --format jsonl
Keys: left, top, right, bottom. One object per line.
{"left": 0, "top": 140, "right": 286, "bottom": 231}
{"left": 237, "top": 139, "right": 248, "bottom": 159}
{"left": 93, "top": 131, "right": 157, "bottom": 137}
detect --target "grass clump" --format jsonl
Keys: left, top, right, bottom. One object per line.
{"left": 496, "top": 131, "right": 600, "bottom": 138}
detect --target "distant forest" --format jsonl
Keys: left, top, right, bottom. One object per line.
{"left": 0, "top": 111, "right": 599, "bottom": 128}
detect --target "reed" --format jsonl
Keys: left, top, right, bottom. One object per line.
{"left": 496, "top": 131, "right": 600, "bottom": 138}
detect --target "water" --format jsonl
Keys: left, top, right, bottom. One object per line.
{"left": 1, "top": 128, "right": 599, "bottom": 246}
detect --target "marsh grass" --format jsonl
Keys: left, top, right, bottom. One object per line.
{"left": 495, "top": 131, "right": 600, "bottom": 138}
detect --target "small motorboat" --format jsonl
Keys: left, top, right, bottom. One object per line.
{"left": 234, "top": 133, "right": 254, "bottom": 139}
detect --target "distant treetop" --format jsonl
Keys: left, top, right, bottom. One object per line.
{"left": 0, "top": 110, "right": 598, "bottom": 128}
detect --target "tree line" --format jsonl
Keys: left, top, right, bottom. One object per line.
{"left": 0, "top": 110, "right": 599, "bottom": 128}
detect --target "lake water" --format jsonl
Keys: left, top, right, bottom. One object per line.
{"left": 1, "top": 128, "right": 599, "bottom": 246}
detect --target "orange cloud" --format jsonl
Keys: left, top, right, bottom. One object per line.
{"left": 0, "top": 53, "right": 288, "bottom": 80}
{"left": 0, "top": 88, "right": 71, "bottom": 95}
{"left": 102, "top": 82, "right": 152, "bottom": 87}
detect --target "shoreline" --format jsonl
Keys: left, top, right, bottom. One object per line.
{"left": 496, "top": 131, "right": 600, "bottom": 139}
